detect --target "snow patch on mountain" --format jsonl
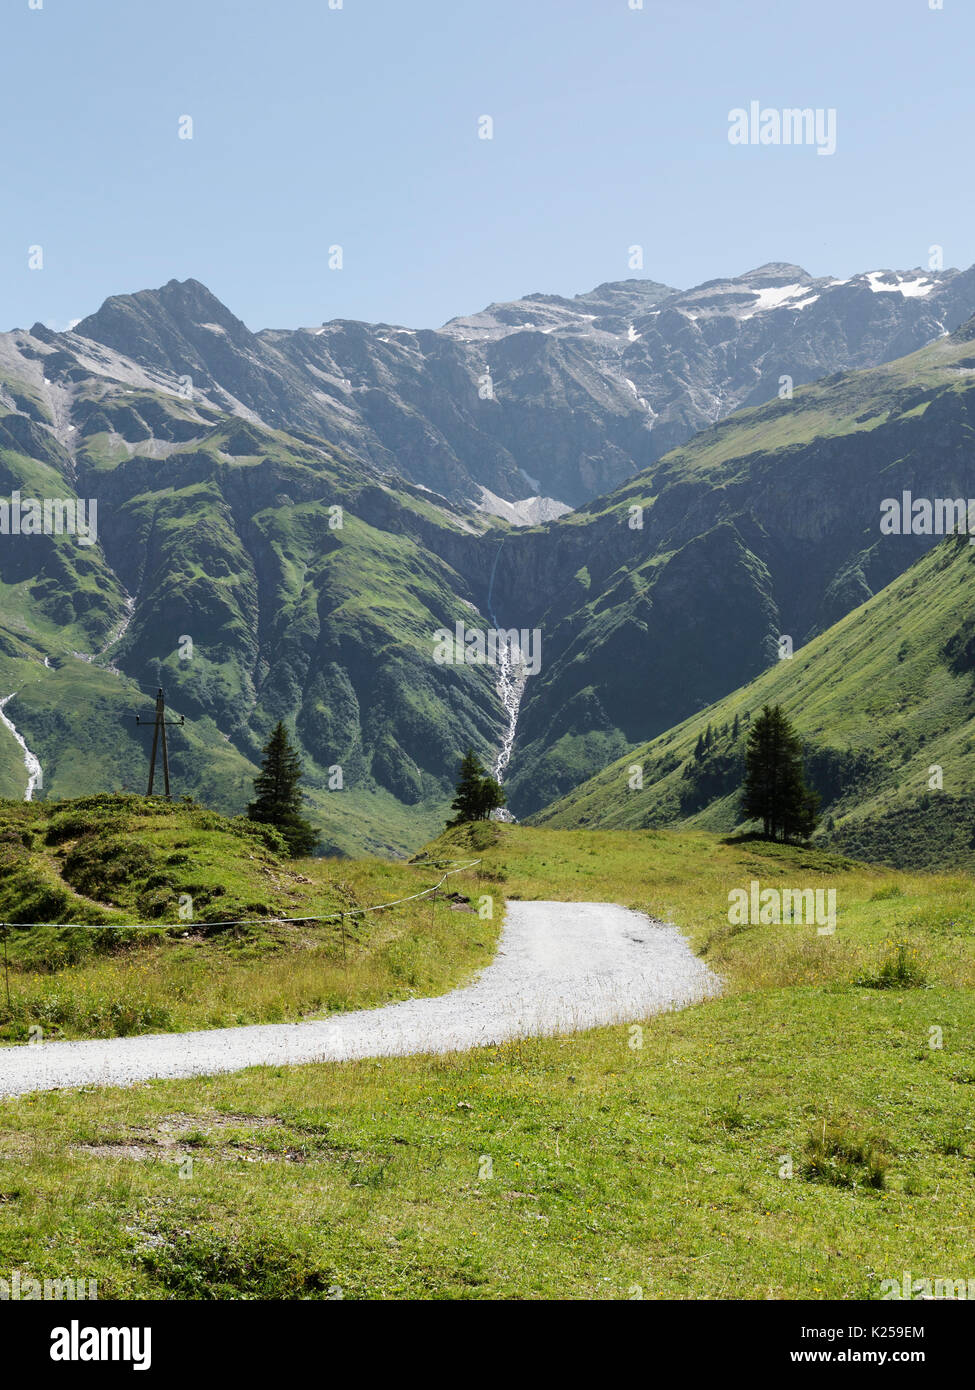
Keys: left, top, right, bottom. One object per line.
{"left": 740, "top": 284, "right": 821, "bottom": 317}
{"left": 475, "top": 488, "right": 572, "bottom": 526}
{"left": 863, "top": 271, "right": 936, "bottom": 298}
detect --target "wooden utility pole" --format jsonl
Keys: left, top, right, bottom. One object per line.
{"left": 134, "top": 688, "right": 185, "bottom": 798}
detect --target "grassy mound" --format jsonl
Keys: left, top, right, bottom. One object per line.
{"left": 0, "top": 795, "right": 496, "bottom": 1040}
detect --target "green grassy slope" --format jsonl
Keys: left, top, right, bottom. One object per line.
{"left": 2, "top": 823, "right": 972, "bottom": 1299}
{"left": 0, "top": 796, "right": 494, "bottom": 1040}
{"left": 588, "top": 324, "right": 975, "bottom": 501}
{"left": 499, "top": 321, "right": 975, "bottom": 816}
{"left": 0, "top": 369, "right": 506, "bottom": 856}
{"left": 532, "top": 534, "right": 975, "bottom": 870}
{"left": 7, "top": 316, "right": 975, "bottom": 852}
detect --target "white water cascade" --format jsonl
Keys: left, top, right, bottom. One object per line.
{"left": 492, "top": 636, "right": 527, "bottom": 787}
{"left": 0, "top": 695, "right": 43, "bottom": 800}
{"left": 486, "top": 538, "right": 526, "bottom": 820}
{"left": 101, "top": 593, "right": 136, "bottom": 669}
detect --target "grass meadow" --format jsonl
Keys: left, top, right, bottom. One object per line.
{"left": 1, "top": 819, "right": 973, "bottom": 1297}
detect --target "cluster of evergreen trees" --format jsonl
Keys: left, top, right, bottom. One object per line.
{"left": 694, "top": 711, "right": 744, "bottom": 759}
{"left": 246, "top": 727, "right": 508, "bottom": 858}
{"left": 686, "top": 704, "right": 819, "bottom": 842}
{"left": 247, "top": 705, "right": 816, "bottom": 860}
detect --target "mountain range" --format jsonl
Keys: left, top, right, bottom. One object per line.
{"left": 64, "top": 261, "right": 975, "bottom": 510}
{"left": 3, "top": 263, "right": 975, "bottom": 857}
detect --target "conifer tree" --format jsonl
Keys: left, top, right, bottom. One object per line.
{"left": 248, "top": 722, "right": 320, "bottom": 857}
{"left": 740, "top": 704, "right": 819, "bottom": 842}
{"left": 447, "top": 749, "right": 506, "bottom": 825}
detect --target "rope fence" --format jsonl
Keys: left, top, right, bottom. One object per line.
{"left": 0, "top": 858, "right": 482, "bottom": 933}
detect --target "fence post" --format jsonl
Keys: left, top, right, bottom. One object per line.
{"left": 2, "top": 924, "right": 9, "bottom": 1012}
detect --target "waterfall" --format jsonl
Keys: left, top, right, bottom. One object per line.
{"left": 486, "top": 537, "right": 526, "bottom": 819}
{"left": 0, "top": 695, "right": 43, "bottom": 801}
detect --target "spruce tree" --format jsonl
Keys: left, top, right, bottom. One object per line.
{"left": 247, "top": 722, "right": 320, "bottom": 857}
{"left": 447, "top": 749, "right": 506, "bottom": 825}
{"left": 740, "top": 704, "right": 819, "bottom": 843}
{"left": 782, "top": 783, "right": 820, "bottom": 842}
{"left": 478, "top": 775, "right": 507, "bottom": 820}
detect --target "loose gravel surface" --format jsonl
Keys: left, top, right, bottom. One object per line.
{"left": 0, "top": 901, "right": 721, "bottom": 1097}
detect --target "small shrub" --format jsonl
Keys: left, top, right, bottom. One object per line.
{"left": 142, "top": 1228, "right": 336, "bottom": 1299}
{"left": 714, "top": 1104, "right": 747, "bottom": 1132}
{"left": 803, "top": 1121, "right": 887, "bottom": 1190}
{"left": 937, "top": 1127, "right": 968, "bottom": 1157}
{"left": 856, "top": 941, "right": 928, "bottom": 990}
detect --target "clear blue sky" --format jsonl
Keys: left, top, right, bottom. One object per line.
{"left": 2, "top": 0, "right": 972, "bottom": 333}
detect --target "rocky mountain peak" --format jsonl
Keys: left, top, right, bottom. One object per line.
{"left": 736, "top": 262, "right": 814, "bottom": 286}
{"left": 17, "top": 259, "right": 975, "bottom": 513}
{"left": 73, "top": 278, "right": 255, "bottom": 371}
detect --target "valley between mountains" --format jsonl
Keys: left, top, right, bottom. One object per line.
{"left": 4, "top": 263, "right": 975, "bottom": 860}
{"left": 4, "top": 252, "right": 975, "bottom": 1297}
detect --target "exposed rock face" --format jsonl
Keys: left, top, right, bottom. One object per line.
{"left": 459, "top": 315, "right": 975, "bottom": 815}
{"left": 4, "top": 271, "right": 975, "bottom": 850}
{"left": 70, "top": 264, "right": 975, "bottom": 509}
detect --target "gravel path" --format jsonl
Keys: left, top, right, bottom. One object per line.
{"left": 0, "top": 901, "right": 721, "bottom": 1098}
